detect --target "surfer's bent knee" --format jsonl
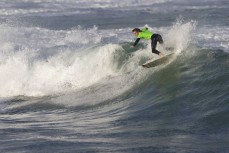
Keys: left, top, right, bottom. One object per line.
{"left": 151, "top": 34, "right": 163, "bottom": 44}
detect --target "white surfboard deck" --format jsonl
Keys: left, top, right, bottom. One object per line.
{"left": 142, "top": 53, "right": 175, "bottom": 68}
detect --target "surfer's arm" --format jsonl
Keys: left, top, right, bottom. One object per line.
{"left": 133, "top": 38, "right": 140, "bottom": 47}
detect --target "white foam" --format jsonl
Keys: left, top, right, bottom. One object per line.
{"left": 0, "top": 25, "right": 104, "bottom": 97}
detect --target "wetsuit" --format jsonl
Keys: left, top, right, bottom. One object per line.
{"left": 133, "top": 27, "right": 163, "bottom": 55}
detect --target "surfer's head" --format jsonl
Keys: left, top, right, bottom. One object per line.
{"left": 132, "top": 28, "right": 141, "bottom": 36}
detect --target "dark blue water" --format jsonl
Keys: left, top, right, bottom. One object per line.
{"left": 0, "top": 0, "right": 229, "bottom": 152}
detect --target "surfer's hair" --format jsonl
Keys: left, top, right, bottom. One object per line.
{"left": 132, "top": 28, "right": 141, "bottom": 32}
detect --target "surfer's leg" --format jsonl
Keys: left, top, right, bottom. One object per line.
{"left": 151, "top": 34, "right": 160, "bottom": 55}
{"left": 157, "top": 34, "right": 163, "bottom": 44}
{"left": 156, "top": 34, "right": 165, "bottom": 57}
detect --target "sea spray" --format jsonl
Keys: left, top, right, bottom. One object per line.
{"left": 164, "top": 19, "right": 197, "bottom": 53}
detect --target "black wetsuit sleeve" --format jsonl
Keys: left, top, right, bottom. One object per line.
{"left": 133, "top": 38, "right": 140, "bottom": 47}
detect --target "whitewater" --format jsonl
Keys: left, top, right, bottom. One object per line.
{"left": 0, "top": 0, "right": 228, "bottom": 153}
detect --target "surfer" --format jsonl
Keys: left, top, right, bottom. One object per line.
{"left": 131, "top": 27, "right": 164, "bottom": 57}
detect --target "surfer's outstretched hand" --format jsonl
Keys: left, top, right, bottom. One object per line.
{"left": 130, "top": 45, "right": 134, "bottom": 48}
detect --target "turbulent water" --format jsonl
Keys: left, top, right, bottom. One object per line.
{"left": 0, "top": 0, "right": 229, "bottom": 152}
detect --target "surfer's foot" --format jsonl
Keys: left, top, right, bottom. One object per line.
{"left": 159, "top": 52, "right": 165, "bottom": 58}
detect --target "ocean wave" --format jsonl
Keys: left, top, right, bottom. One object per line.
{"left": 0, "top": 20, "right": 197, "bottom": 99}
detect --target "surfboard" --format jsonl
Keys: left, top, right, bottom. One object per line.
{"left": 142, "top": 53, "right": 174, "bottom": 68}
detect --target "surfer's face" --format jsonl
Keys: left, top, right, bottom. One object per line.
{"left": 133, "top": 31, "right": 139, "bottom": 36}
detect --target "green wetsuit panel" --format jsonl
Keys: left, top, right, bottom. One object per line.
{"left": 137, "top": 28, "right": 153, "bottom": 40}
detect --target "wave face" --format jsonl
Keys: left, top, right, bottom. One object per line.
{"left": 0, "top": 0, "right": 229, "bottom": 153}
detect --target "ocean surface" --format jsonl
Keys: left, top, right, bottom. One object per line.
{"left": 0, "top": 0, "right": 229, "bottom": 152}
